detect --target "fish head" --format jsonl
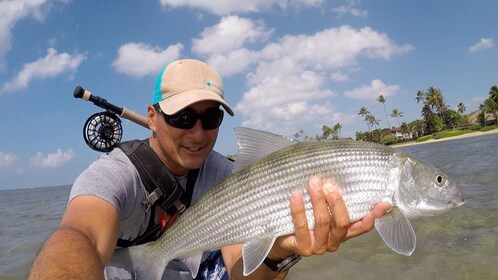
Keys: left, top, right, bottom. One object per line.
{"left": 397, "top": 155, "right": 466, "bottom": 217}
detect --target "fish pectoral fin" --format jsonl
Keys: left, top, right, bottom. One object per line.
{"left": 242, "top": 235, "right": 277, "bottom": 276}
{"left": 180, "top": 253, "right": 203, "bottom": 278}
{"left": 374, "top": 207, "right": 416, "bottom": 256}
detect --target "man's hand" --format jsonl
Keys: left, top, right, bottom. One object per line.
{"left": 268, "top": 176, "right": 391, "bottom": 259}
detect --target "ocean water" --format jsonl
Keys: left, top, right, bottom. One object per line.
{"left": 288, "top": 133, "right": 498, "bottom": 280}
{"left": 1, "top": 134, "right": 497, "bottom": 279}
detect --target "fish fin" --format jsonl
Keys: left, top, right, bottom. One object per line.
{"left": 242, "top": 236, "right": 277, "bottom": 276}
{"left": 180, "top": 253, "right": 203, "bottom": 278}
{"left": 234, "top": 127, "right": 297, "bottom": 172}
{"left": 374, "top": 207, "right": 416, "bottom": 256}
{"left": 108, "top": 244, "right": 162, "bottom": 279}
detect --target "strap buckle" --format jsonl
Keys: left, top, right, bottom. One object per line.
{"left": 143, "top": 188, "right": 163, "bottom": 212}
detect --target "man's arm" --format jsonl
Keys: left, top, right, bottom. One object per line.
{"left": 28, "top": 195, "right": 119, "bottom": 279}
{"left": 222, "top": 177, "right": 390, "bottom": 279}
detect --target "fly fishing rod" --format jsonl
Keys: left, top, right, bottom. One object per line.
{"left": 73, "top": 86, "right": 149, "bottom": 152}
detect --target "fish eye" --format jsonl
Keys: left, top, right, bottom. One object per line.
{"left": 435, "top": 173, "right": 445, "bottom": 187}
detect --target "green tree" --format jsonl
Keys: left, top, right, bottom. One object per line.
{"left": 489, "top": 85, "right": 498, "bottom": 103}
{"left": 366, "top": 114, "right": 381, "bottom": 130}
{"left": 358, "top": 107, "right": 371, "bottom": 132}
{"left": 390, "top": 108, "right": 404, "bottom": 127}
{"left": 480, "top": 99, "right": 498, "bottom": 125}
{"left": 457, "top": 102, "right": 466, "bottom": 115}
{"left": 377, "top": 95, "right": 391, "bottom": 129}
{"left": 318, "top": 123, "right": 342, "bottom": 141}
{"left": 295, "top": 123, "right": 343, "bottom": 142}
{"left": 409, "top": 119, "right": 425, "bottom": 138}
{"left": 477, "top": 85, "right": 498, "bottom": 126}
{"left": 416, "top": 90, "right": 425, "bottom": 104}
{"left": 426, "top": 114, "right": 444, "bottom": 133}
{"left": 293, "top": 129, "right": 313, "bottom": 141}
{"left": 400, "top": 122, "right": 409, "bottom": 139}
{"left": 426, "top": 87, "right": 447, "bottom": 115}
{"left": 416, "top": 87, "right": 449, "bottom": 133}
{"left": 443, "top": 109, "right": 463, "bottom": 129}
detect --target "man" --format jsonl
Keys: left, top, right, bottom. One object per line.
{"left": 28, "top": 59, "right": 389, "bottom": 279}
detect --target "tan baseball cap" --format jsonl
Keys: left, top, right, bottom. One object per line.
{"left": 152, "top": 59, "right": 234, "bottom": 116}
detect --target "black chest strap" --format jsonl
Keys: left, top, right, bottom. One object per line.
{"left": 116, "top": 139, "right": 199, "bottom": 247}
{"left": 119, "top": 139, "right": 185, "bottom": 212}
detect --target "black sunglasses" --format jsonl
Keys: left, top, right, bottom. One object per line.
{"left": 154, "top": 104, "right": 224, "bottom": 130}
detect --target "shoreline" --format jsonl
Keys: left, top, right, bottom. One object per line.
{"left": 391, "top": 128, "right": 498, "bottom": 148}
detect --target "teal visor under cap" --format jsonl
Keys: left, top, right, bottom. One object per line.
{"left": 152, "top": 67, "right": 167, "bottom": 105}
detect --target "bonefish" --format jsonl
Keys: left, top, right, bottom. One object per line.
{"left": 110, "top": 127, "right": 465, "bottom": 279}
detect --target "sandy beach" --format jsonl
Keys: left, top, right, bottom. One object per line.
{"left": 391, "top": 128, "right": 498, "bottom": 148}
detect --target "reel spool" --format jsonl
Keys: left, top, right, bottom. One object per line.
{"left": 83, "top": 111, "right": 123, "bottom": 152}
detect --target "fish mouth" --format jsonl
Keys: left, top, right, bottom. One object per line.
{"left": 448, "top": 198, "right": 466, "bottom": 209}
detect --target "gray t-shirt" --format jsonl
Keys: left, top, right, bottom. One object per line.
{"left": 70, "top": 147, "right": 233, "bottom": 279}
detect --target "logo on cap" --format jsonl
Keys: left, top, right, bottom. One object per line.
{"left": 206, "top": 81, "right": 223, "bottom": 95}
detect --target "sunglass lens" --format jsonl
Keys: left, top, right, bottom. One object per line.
{"left": 202, "top": 108, "right": 224, "bottom": 130}
{"left": 167, "top": 108, "right": 197, "bottom": 129}
{"left": 162, "top": 106, "right": 224, "bottom": 130}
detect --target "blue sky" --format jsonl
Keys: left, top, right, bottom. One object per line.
{"left": 0, "top": 0, "right": 496, "bottom": 189}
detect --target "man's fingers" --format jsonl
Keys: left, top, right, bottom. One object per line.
{"left": 289, "top": 190, "right": 312, "bottom": 256}
{"left": 345, "top": 201, "right": 391, "bottom": 240}
{"left": 308, "top": 177, "right": 330, "bottom": 254}
{"left": 323, "top": 181, "right": 349, "bottom": 251}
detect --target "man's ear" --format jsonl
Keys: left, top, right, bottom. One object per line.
{"left": 147, "top": 105, "right": 158, "bottom": 133}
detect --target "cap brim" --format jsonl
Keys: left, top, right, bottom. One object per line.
{"left": 158, "top": 90, "right": 235, "bottom": 116}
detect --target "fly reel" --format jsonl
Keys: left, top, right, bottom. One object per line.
{"left": 83, "top": 111, "right": 123, "bottom": 152}
{"left": 74, "top": 86, "right": 148, "bottom": 153}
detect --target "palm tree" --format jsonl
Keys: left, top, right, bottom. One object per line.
{"left": 358, "top": 107, "right": 371, "bottom": 132}
{"left": 366, "top": 114, "right": 380, "bottom": 130}
{"left": 377, "top": 95, "right": 391, "bottom": 129}
{"left": 480, "top": 98, "right": 498, "bottom": 125}
{"left": 416, "top": 90, "right": 425, "bottom": 104}
{"left": 426, "top": 87, "right": 447, "bottom": 115}
{"left": 390, "top": 108, "right": 404, "bottom": 128}
{"left": 489, "top": 85, "right": 498, "bottom": 103}
{"left": 457, "top": 103, "right": 466, "bottom": 115}
{"left": 416, "top": 87, "right": 449, "bottom": 133}
{"left": 319, "top": 123, "right": 342, "bottom": 140}
{"left": 333, "top": 123, "right": 343, "bottom": 138}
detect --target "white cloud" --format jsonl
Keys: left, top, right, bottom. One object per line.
{"left": 192, "top": 16, "right": 272, "bottom": 55}
{"left": 344, "top": 79, "right": 400, "bottom": 101}
{"left": 30, "top": 149, "right": 75, "bottom": 168}
{"left": 159, "top": 0, "right": 324, "bottom": 16}
{"left": 232, "top": 25, "right": 411, "bottom": 134}
{"left": 207, "top": 49, "right": 260, "bottom": 76}
{"left": 332, "top": 3, "right": 368, "bottom": 18}
{"left": 331, "top": 71, "right": 348, "bottom": 82}
{"left": 192, "top": 16, "right": 272, "bottom": 76}
{"left": 261, "top": 26, "right": 413, "bottom": 70}
{"left": 236, "top": 58, "right": 336, "bottom": 132}
{"left": 469, "top": 38, "right": 494, "bottom": 53}
{"left": 112, "top": 42, "right": 183, "bottom": 77}
{"left": 0, "top": 152, "right": 18, "bottom": 168}
{"left": 1, "top": 48, "right": 85, "bottom": 93}
{"left": 0, "top": 0, "right": 62, "bottom": 70}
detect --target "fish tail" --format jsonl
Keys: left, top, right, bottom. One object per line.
{"left": 108, "top": 244, "right": 165, "bottom": 279}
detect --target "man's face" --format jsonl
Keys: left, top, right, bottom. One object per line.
{"left": 150, "top": 100, "right": 220, "bottom": 175}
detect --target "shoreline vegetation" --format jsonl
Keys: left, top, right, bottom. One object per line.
{"left": 391, "top": 126, "right": 498, "bottom": 148}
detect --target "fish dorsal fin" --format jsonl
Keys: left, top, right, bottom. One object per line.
{"left": 374, "top": 207, "right": 416, "bottom": 256}
{"left": 181, "top": 253, "right": 203, "bottom": 278}
{"left": 242, "top": 235, "right": 277, "bottom": 276}
{"left": 234, "top": 127, "right": 297, "bottom": 172}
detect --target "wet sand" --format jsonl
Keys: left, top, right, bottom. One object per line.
{"left": 391, "top": 128, "right": 498, "bottom": 148}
